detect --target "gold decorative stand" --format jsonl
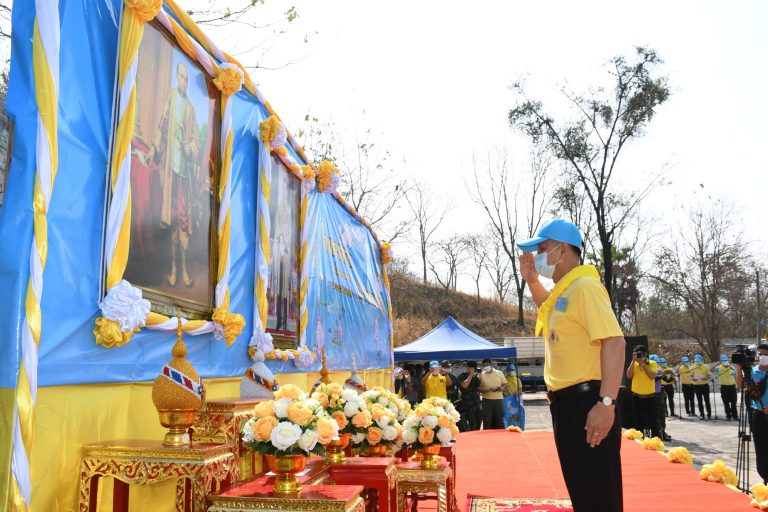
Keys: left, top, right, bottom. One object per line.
{"left": 395, "top": 461, "right": 452, "bottom": 512}
{"left": 78, "top": 439, "right": 238, "bottom": 512}
{"left": 207, "top": 482, "right": 365, "bottom": 512}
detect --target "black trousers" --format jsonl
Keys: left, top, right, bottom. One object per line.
{"left": 753, "top": 410, "right": 768, "bottom": 484}
{"left": 682, "top": 384, "right": 695, "bottom": 415}
{"left": 655, "top": 392, "right": 666, "bottom": 431}
{"left": 631, "top": 394, "right": 660, "bottom": 438}
{"left": 550, "top": 386, "right": 623, "bottom": 512}
{"left": 482, "top": 398, "right": 504, "bottom": 430}
{"left": 694, "top": 384, "right": 711, "bottom": 417}
{"left": 662, "top": 384, "right": 675, "bottom": 415}
{"left": 720, "top": 385, "right": 738, "bottom": 419}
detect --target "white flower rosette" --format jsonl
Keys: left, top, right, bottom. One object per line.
{"left": 100, "top": 279, "right": 151, "bottom": 331}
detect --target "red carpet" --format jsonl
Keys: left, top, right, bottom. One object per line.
{"left": 455, "top": 430, "right": 753, "bottom": 512}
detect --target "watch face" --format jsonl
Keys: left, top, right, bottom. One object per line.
{"left": 602, "top": 397, "right": 613, "bottom": 405}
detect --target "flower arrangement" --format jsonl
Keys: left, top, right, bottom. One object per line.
{"left": 241, "top": 384, "right": 338, "bottom": 456}
{"left": 666, "top": 447, "right": 693, "bottom": 465}
{"left": 356, "top": 402, "right": 403, "bottom": 452}
{"left": 402, "top": 398, "right": 460, "bottom": 449}
{"left": 311, "top": 382, "right": 373, "bottom": 439}
{"left": 699, "top": 459, "right": 737, "bottom": 486}
{"left": 750, "top": 483, "right": 768, "bottom": 510}
{"left": 641, "top": 437, "right": 665, "bottom": 452}
{"left": 622, "top": 428, "right": 644, "bottom": 440}
{"left": 362, "top": 387, "right": 411, "bottom": 423}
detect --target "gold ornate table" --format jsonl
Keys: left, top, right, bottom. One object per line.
{"left": 207, "top": 482, "right": 365, "bottom": 512}
{"left": 78, "top": 439, "right": 238, "bottom": 512}
{"left": 193, "top": 397, "right": 263, "bottom": 482}
{"left": 395, "top": 461, "right": 452, "bottom": 512}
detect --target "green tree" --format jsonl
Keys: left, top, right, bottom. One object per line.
{"left": 509, "top": 46, "right": 670, "bottom": 307}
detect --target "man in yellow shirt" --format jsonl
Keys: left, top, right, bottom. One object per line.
{"left": 478, "top": 358, "right": 507, "bottom": 429}
{"left": 421, "top": 360, "right": 452, "bottom": 399}
{"left": 677, "top": 356, "right": 695, "bottom": 416}
{"left": 626, "top": 346, "right": 661, "bottom": 439}
{"left": 715, "top": 354, "right": 739, "bottom": 421}
{"left": 691, "top": 354, "right": 712, "bottom": 420}
{"left": 519, "top": 218, "right": 625, "bottom": 512}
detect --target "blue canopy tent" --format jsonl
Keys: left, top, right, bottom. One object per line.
{"left": 394, "top": 316, "right": 517, "bottom": 361}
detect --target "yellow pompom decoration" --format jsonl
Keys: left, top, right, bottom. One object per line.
{"left": 94, "top": 316, "right": 134, "bottom": 348}
{"left": 699, "top": 459, "right": 737, "bottom": 486}
{"left": 381, "top": 242, "right": 393, "bottom": 265}
{"left": 750, "top": 483, "right": 768, "bottom": 510}
{"left": 316, "top": 160, "right": 338, "bottom": 192}
{"left": 259, "top": 115, "right": 283, "bottom": 147}
{"left": 642, "top": 436, "right": 665, "bottom": 452}
{"left": 213, "top": 65, "right": 243, "bottom": 97}
{"left": 124, "top": 0, "right": 162, "bottom": 23}
{"left": 622, "top": 428, "right": 644, "bottom": 440}
{"left": 301, "top": 165, "right": 316, "bottom": 181}
{"left": 506, "top": 425, "right": 522, "bottom": 433}
{"left": 212, "top": 308, "right": 246, "bottom": 346}
{"left": 667, "top": 447, "right": 693, "bottom": 465}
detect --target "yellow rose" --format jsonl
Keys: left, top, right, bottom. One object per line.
{"left": 327, "top": 383, "right": 343, "bottom": 395}
{"left": 367, "top": 427, "right": 384, "bottom": 445}
{"left": 418, "top": 427, "right": 435, "bottom": 445}
{"left": 450, "top": 424, "right": 459, "bottom": 437}
{"left": 253, "top": 416, "right": 278, "bottom": 442}
{"left": 316, "top": 417, "right": 338, "bottom": 445}
{"left": 437, "top": 414, "right": 451, "bottom": 429}
{"left": 370, "top": 404, "right": 386, "bottom": 420}
{"left": 312, "top": 392, "right": 329, "bottom": 409}
{"left": 124, "top": 0, "right": 162, "bottom": 23}
{"left": 352, "top": 411, "right": 373, "bottom": 429}
{"left": 274, "top": 384, "right": 303, "bottom": 401}
{"left": 287, "top": 402, "right": 313, "bottom": 426}
{"left": 396, "top": 425, "right": 404, "bottom": 442}
{"left": 332, "top": 410, "right": 349, "bottom": 430}
{"left": 253, "top": 400, "right": 275, "bottom": 419}
{"left": 329, "top": 394, "right": 340, "bottom": 408}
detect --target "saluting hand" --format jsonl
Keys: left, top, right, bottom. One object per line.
{"left": 519, "top": 252, "right": 538, "bottom": 283}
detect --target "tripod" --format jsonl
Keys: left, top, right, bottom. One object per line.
{"left": 736, "top": 369, "right": 753, "bottom": 493}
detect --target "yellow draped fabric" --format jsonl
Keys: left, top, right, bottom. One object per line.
{"left": 535, "top": 265, "right": 602, "bottom": 338}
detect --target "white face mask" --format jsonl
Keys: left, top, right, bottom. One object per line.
{"left": 759, "top": 355, "right": 768, "bottom": 367}
{"left": 483, "top": 366, "right": 492, "bottom": 372}
{"left": 534, "top": 244, "right": 562, "bottom": 279}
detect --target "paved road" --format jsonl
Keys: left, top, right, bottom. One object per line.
{"left": 521, "top": 391, "right": 762, "bottom": 490}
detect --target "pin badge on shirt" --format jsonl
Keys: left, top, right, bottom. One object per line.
{"left": 555, "top": 297, "right": 568, "bottom": 312}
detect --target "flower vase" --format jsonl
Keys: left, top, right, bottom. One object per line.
{"left": 325, "top": 433, "right": 351, "bottom": 463}
{"left": 419, "top": 444, "right": 441, "bottom": 469}
{"left": 363, "top": 443, "right": 387, "bottom": 457}
{"left": 265, "top": 454, "right": 308, "bottom": 494}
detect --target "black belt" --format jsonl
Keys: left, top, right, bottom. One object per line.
{"left": 546, "top": 380, "right": 600, "bottom": 404}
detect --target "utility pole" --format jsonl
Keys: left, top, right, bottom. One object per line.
{"left": 758, "top": 269, "right": 762, "bottom": 342}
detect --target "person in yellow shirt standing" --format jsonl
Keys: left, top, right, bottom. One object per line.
{"left": 691, "top": 354, "right": 712, "bottom": 420}
{"left": 715, "top": 354, "right": 739, "bottom": 421}
{"left": 677, "top": 356, "right": 695, "bottom": 416}
{"left": 422, "top": 360, "right": 452, "bottom": 399}
{"left": 626, "top": 346, "right": 661, "bottom": 438}
{"left": 478, "top": 358, "right": 507, "bottom": 429}
{"left": 518, "top": 218, "right": 625, "bottom": 512}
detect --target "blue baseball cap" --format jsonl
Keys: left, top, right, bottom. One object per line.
{"left": 429, "top": 361, "right": 440, "bottom": 368}
{"left": 649, "top": 354, "right": 659, "bottom": 362}
{"left": 720, "top": 354, "right": 729, "bottom": 362}
{"left": 681, "top": 356, "right": 690, "bottom": 363}
{"left": 517, "top": 219, "right": 584, "bottom": 253}
{"left": 659, "top": 357, "right": 667, "bottom": 364}
{"left": 694, "top": 355, "right": 703, "bottom": 363}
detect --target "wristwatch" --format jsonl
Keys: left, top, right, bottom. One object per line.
{"left": 599, "top": 396, "right": 616, "bottom": 406}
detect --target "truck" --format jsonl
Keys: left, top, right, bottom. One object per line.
{"left": 490, "top": 337, "right": 546, "bottom": 391}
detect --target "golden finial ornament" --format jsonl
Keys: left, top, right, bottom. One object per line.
{"left": 319, "top": 346, "right": 331, "bottom": 385}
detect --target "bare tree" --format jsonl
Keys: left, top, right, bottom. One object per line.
{"left": 509, "top": 46, "right": 670, "bottom": 306}
{"left": 464, "top": 234, "right": 489, "bottom": 300}
{"left": 485, "top": 237, "right": 513, "bottom": 303}
{"left": 650, "top": 202, "right": 752, "bottom": 359}
{"left": 301, "top": 117, "right": 411, "bottom": 242}
{"left": 406, "top": 181, "right": 451, "bottom": 284}
{"left": 429, "top": 235, "right": 468, "bottom": 291}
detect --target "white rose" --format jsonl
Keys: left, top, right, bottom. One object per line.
{"left": 422, "top": 415, "right": 439, "bottom": 429}
{"left": 387, "top": 403, "right": 398, "bottom": 413}
{"left": 344, "top": 401, "right": 359, "bottom": 417}
{"left": 270, "top": 421, "right": 302, "bottom": 451}
{"left": 383, "top": 426, "right": 398, "bottom": 441}
{"left": 376, "top": 416, "right": 390, "bottom": 429}
{"left": 403, "top": 428, "right": 418, "bottom": 445}
{"left": 403, "top": 417, "right": 418, "bottom": 430}
{"left": 274, "top": 398, "right": 292, "bottom": 419}
{"left": 436, "top": 427, "right": 453, "bottom": 445}
{"left": 378, "top": 396, "right": 389, "bottom": 406}
{"left": 435, "top": 407, "right": 446, "bottom": 416}
{"left": 342, "top": 388, "right": 359, "bottom": 403}
{"left": 298, "top": 429, "right": 318, "bottom": 453}
{"left": 450, "top": 408, "right": 461, "bottom": 421}
{"left": 351, "top": 433, "right": 366, "bottom": 445}
{"left": 305, "top": 398, "right": 320, "bottom": 412}
{"left": 242, "top": 419, "right": 256, "bottom": 443}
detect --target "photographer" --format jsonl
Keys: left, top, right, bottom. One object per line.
{"left": 751, "top": 343, "right": 768, "bottom": 484}
{"left": 457, "top": 361, "right": 482, "bottom": 431}
{"left": 422, "top": 361, "right": 452, "bottom": 399}
{"left": 626, "top": 345, "right": 661, "bottom": 438}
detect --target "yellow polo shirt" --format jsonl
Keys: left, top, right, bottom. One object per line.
{"left": 479, "top": 369, "right": 506, "bottom": 400}
{"left": 424, "top": 374, "right": 448, "bottom": 399}
{"left": 679, "top": 364, "right": 693, "bottom": 385}
{"left": 717, "top": 364, "right": 737, "bottom": 386}
{"left": 691, "top": 363, "right": 711, "bottom": 385}
{"left": 543, "top": 273, "right": 624, "bottom": 392}
{"left": 630, "top": 361, "right": 658, "bottom": 395}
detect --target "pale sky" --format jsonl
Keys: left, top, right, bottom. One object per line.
{"left": 173, "top": 1, "right": 768, "bottom": 293}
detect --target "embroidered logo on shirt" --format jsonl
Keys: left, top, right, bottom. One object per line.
{"left": 549, "top": 329, "right": 558, "bottom": 344}
{"left": 555, "top": 297, "right": 568, "bottom": 312}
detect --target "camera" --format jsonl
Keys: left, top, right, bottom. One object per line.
{"left": 732, "top": 344, "right": 757, "bottom": 368}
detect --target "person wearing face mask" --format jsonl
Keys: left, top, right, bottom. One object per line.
{"left": 626, "top": 346, "right": 661, "bottom": 439}
{"left": 478, "top": 358, "right": 507, "bottom": 430}
{"left": 421, "top": 361, "right": 452, "bottom": 399}
{"left": 457, "top": 361, "right": 482, "bottom": 431}
{"left": 505, "top": 363, "right": 523, "bottom": 397}
{"left": 648, "top": 354, "right": 671, "bottom": 441}
{"left": 751, "top": 343, "right": 768, "bottom": 484}
{"left": 676, "top": 356, "right": 696, "bottom": 416}
{"left": 518, "top": 219, "right": 626, "bottom": 512}
{"left": 659, "top": 358, "right": 677, "bottom": 417}
{"left": 714, "top": 354, "right": 739, "bottom": 421}
{"left": 691, "top": 354, "right": 712, "bottom": 420}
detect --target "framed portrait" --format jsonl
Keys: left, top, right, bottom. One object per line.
{"left": 112, "top": 22, "right": 220, "bottom": 319}
{"left": 266, "top": 155, "right": 300, "bottom": 346}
